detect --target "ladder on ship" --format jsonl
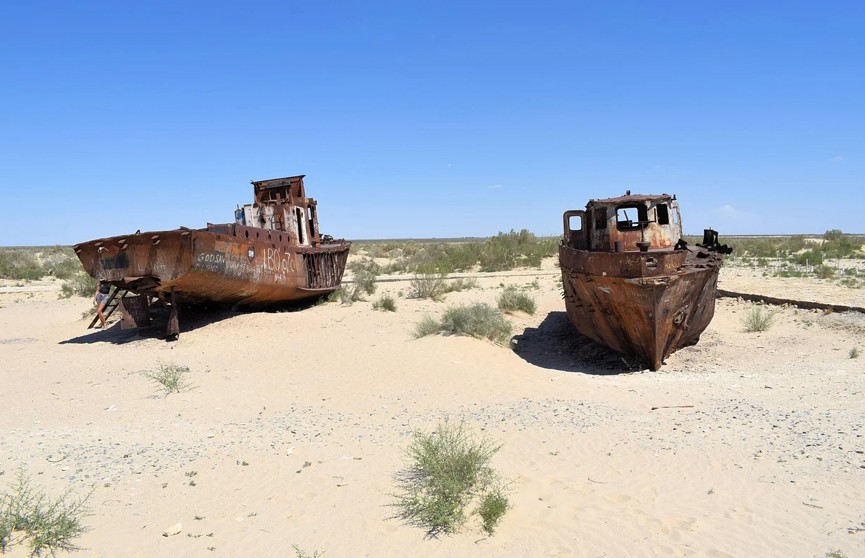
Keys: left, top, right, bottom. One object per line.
{"left": 87, "top": 287, "right": 127, "bottom": 329}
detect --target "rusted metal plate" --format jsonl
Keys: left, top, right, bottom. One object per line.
{"left": 560, "top": 191, "right": 729, "bottom": 370}
{"left": 120, "top": 295, "right": 150, "bottom": 329}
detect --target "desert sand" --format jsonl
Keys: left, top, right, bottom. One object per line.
{"left": 1, "top": 260, "right": 864, "bottom": 558}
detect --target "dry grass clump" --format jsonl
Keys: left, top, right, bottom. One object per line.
{"left": 392, "top": 420, "right": 510, "bottom": 536}
{"left": 414, "top": 303, "right": 512, "bottom": 345}
{"left": 373, "top": 295, "right": 397, "bottom": 312}
{"left": 59, "top": 272, "right": 98, "bottom": 298}
{"left": 143, "top": 362, "right": 193, "bottom": 395}
{"left": 0, "top": 469, "right": 91, "bottom": 556}
{"left": 410, "top": 272, "right": 449, "bottom": 301}
{"left": 743, "top": 306, "right": 775, "bottom": 332}
{"left": 292, "top": 545, "right": 324, "bottom": 558}
{"left": 850, "top": 347, "right": 861, "bottom": 359}
{"left": 409, "top": 273, "right": 479, "bottom": 302}
{"left": 497, "top": 286, "right": 536, "bottom": 315}
{"left": 344, "top": 259, "right": 379, "bottom": 302}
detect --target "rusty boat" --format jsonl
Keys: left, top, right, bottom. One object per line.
{"left": 559, "top": 191, "right": 731, "bottom": 370}
{"left": 75, "top": 175, "right": 350, "bottom": 336}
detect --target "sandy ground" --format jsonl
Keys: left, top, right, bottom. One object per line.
{"left": 1, "top": 260, "right": 864, "bottom": 558}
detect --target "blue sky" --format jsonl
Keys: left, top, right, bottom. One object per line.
{"left": 1, "top": 1, "right": 862, "bottom": 245}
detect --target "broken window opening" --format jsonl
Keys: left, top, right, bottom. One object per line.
{"left": 295, "top": 207, "right": 306, "bottom": 244}
{"left": 307, "top": 206, "right": 316, "bottom": 239}
{"left": 656, "top": 203, "right": 670, "bottom": 225}
{"left": 616, "top": 205, "right": 648, "bottom": 231}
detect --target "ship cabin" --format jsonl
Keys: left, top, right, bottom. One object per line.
{"left": 563, "top": 192, "right": 683, "bottom": 253}
{"left": 234, "top": 175, "right": 321, "bottom": 246}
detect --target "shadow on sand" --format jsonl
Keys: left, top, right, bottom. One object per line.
{"left": 511, "top": 311, "right": 644, "bottom": 375}
{"left": 59, "top": 299, "right": 323, "bottom": 346}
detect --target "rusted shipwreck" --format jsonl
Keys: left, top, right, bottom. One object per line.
{"left": 559, "top": 191, "right": 731, "bottom": 370}
{"left": 74, "top": 175, "right": 350, "bottom": 336}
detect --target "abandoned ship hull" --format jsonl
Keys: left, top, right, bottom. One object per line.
{"left": 74, "top": 223, "right": 350, "bottom": 307}
{"left": 559, "top": 245, "right": 721, "bottom": 370}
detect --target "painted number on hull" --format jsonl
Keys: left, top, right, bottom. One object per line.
{"left": 264, "top": 248, "right": 295, "bottom": 274}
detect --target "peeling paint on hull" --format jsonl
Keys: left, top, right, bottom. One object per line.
{"left": 75, "top": 226, "right": 349, "bottom": 306}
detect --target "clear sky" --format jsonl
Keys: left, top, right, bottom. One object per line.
{"left": 1, "top": 1, "right": 862, "bottom": 245}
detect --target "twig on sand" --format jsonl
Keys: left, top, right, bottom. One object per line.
{"left": 650, "top": 405, "right": 695, "bottom": 411}
{"left": 587, "top": 477, "right": 608, "bottom": 484}
{"left": 802, "top": 502, "right": 824, "bottom": 510}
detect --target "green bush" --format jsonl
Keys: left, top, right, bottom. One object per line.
{"left": 414, "top": 303, "right": 512, "bottom": 345}
{"left": 497, "top": 286, "right": 536, "bottom": 315}
{"left": 442, "top": 277, "right": 478, "bottom": 293}
{"left": 743, "top": 306, "right": 774, "bottom": 332}
{"left": 143, "top": 362, "right": 193, "bottom": 395}
{"left": 413, "top": 315, "right": 441, "bottom": 338}
{"left": 59, "top": 272, "right": 98, "bottom": 299}
{"left": 0, "top": 469, "right": 91, "bottom": 555}
{"left": 410, "top": 272, "right": 449, "bottom": 301}
{"left": 479, "top": 229, "right": 556, "bottom": 272}
{"left": 851, "top": 347, "right": 860, "bottom": 359}
{"left": 477, "top": 486, "right": 509, "bottom": 535}
{"left": 393, "top": 421, "right": 509, "bottom": 536}
{"left": 374, "top": 231, "right": 557, "bottom": 275}
{"left": 372, "top": 295, "right": 397, "bottom": 312}
{"left": 345, "top": 259, "right": 379, "bottom": 301}
{"left": 791, "top": 250, "right": 823, "bottom": 266}
{"left": 813, "top": 265, "right": 836, "bottom": 279}
{"left": 41, "top": 246, "right": 82, "bottom": 279}
{"left": 0, "top": 250, "right": 43, "bottom": 281}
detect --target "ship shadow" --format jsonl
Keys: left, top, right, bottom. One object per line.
{"left": 511, "top": 311, "right": 645, "bottom": 375}
{"left": 59, "top": 298, "right": 326, "bottom": 346}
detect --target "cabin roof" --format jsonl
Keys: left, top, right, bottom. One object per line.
{"left": 587, "top": 193, "right": 674, "bottom": 207}
{"left": 251, "top": 175, "right": 306, "bottom": 189}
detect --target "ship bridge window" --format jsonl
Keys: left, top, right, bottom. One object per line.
{"left": 656, "top": 203, "right": 670, "bottom": 225}
{"left": 616, "top": 205, "right": 648, "bottom": 231}
{"left": 568, "top": 214, "right": 583, "bottom": 231}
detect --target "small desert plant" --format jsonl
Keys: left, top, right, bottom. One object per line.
{"left": 813, "top": 264, "right": 836, "bottom": 279}
{"left": 143, "top": 362, "right": 192, "bottom": 395}
{"left": 409, "top": 272, "right": 449, "bottom": 301}
{"left": 442, "top": 277, "right": 479, "bottom": 294}
{"left": 292, "top": 544, "right": 324, "bottom": 558}
{"left": 825, "top": 551, "right": 846, "bottom": 558}
{"left": 392, "top": 420, "right": 509, "bottom": 536}
{"left": 414, "top": 303, "right": 512, "bottom": 345}
{"left": 0, "top": 468, "right": 92, "bottom": 555}
{"left": 346, "top": 259, "right": 379, "bottom": 301}
{"left": 497, "top": 286, "right": 536, "bottom": 315}
{"left": 372, "top": 295, "right": 397, "bottom": 312}
{"left": 851, "top": 347, "right": 861, "bottom": 359}
{"left": 413, "top": 315, "right": 441, "bottom": 338}
{"left": 743, "top": 306, "right": 774, "bottom": 332}
{"left": 477, "top": 485, "right": 509, "bottom": 535}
